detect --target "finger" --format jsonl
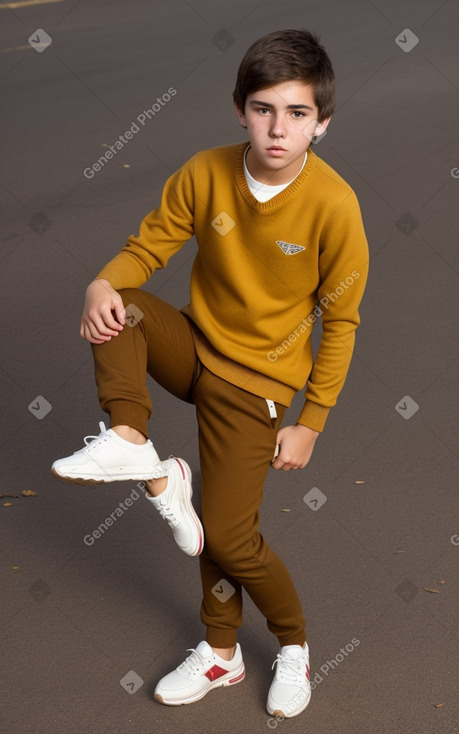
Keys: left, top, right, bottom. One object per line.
{"left": 85, "top": 318, "right": 113, "bottom": 343}
{"left": 99, "top": 308, "right": 124, "bottom": 334}
{"left": 88, "top": 312, "right": 120, "bottom": 338}
{"left": 276, "top": 457, "right": 296, "bottom": 471}
{"left": 113, "top": 299, "right": 126, "bottom": 326}
{"left": 81, "top": 329, "right": 104, "bottom": 345}
{"left": 80, "top": 322, "right": 91, "bottom": 341}
{"left": 81, "top": 322, "right": 106, "bottom": 344}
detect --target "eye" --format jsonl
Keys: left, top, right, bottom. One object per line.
{"left": 256, "top": 107, "right": 271, "bottom": 115}
{"left": 291, "top": 110, "right": 306, "bottom": 119}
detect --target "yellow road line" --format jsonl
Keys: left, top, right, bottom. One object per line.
{"left": 0, "top": 44, "right": 33, "bottom": 52}
{"left": 0, "top": 0, "right": 65, "bottom": 9}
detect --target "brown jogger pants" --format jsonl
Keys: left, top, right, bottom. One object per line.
{"left": 92, "top": 288, "right": 306, "bottom": 648}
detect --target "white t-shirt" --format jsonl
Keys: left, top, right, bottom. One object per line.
{"left": 243, "top": 146, "right": 308, "bottom": 202}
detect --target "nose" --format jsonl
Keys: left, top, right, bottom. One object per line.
{"left": 269, "top": 113, "right": 286, "bottom": 139}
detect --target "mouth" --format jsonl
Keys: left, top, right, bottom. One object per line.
{"left": 267, "top": 146, "right": 286, "bottom": 151}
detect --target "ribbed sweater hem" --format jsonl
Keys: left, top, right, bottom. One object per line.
{"left": 187, "top": 321, "right": 295, "bottom": 407}
{"left": 187, "top": 321, "right": 331, "bottom": 432}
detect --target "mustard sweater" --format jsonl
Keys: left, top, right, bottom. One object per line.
{"left": 97, "top": 142, "right": 369, "bottom": 432}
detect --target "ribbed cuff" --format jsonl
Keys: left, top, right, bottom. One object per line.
{"left": 95, "top": 270, "right": 145, "bottom": 291}
{"left": 205, "top": 626, "right": 238, "bottom": 648}
{"left": 277, "top": 631, "right": 307, "bottom": 647}
{"left": 297, "top": 401, "right": 330, "bottom": 432}
{"left": 106, "top": 400, "right": 150, "bottom": 438}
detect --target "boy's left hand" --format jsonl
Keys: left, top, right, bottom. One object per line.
{"left": 271, "top": 424, "right": 319, "bottom": 471}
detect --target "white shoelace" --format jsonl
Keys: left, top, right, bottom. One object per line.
{"left": 157, "top": 499, "right": 179, "bottom": 527}
{"left": 74, "top": 422, "right": 109, "bottom": 455}
{"left": 152, "top": 459, "right": 178, "bottom": 526}
{"left": 178, "top": 648, "right": 209, "bottom": 677}
{"left": 272, "top": 652, "right": 307, "bottom": 684}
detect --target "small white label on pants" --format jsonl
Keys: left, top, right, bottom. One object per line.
{"left": 266, "top": 399, "right": 277, "bottom": 419}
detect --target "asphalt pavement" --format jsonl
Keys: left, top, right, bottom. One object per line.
{"left": 1, "top": 0, "right": 458, "bottom": 732}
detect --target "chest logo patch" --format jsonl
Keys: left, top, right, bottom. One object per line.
{"left": 276, "top": 240, "right": 305, "bottom": 255}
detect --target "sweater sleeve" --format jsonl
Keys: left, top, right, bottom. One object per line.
{"left": 96, "top": 156, "right": 196, "bottom": 289}
{"left": 297, "top": 191, "right": 369, "bottom": 432}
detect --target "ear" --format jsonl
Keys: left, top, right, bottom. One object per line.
{"left": 234, "top": 101, "right": 247, "bottom": 129}
{"left": 303, "top": 116, "right": 331, "bottom": 144}
{"left": 314, "top": 117, "right": 331, "bottom": 137}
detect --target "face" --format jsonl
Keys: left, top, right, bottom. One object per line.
{"left": 234, "top": 80, "right": 330, "bottom": 185}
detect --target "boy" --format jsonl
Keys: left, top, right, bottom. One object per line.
{"left": 52, "top": 29, "right": 368, "bottom": 718}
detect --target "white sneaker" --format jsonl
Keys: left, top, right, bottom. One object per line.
{"left": 154, "top": 641, "right": 245, "bottom": 705}
{"left": 51, "top": 422, "right": 164, "bottom": 484}
{"left": 145, "top": 458, "right": 204, "bottom": 556}
{"left": 266, "top": 643, "right": 311, "bottom": 718}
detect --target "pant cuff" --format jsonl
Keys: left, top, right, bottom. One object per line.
{"left": 106, "top": 400, "right": 150, "bottom": 438}
{"left": 205, "top": 626, "right": 238, "bottom": 648}
{"left": 277, "top": 632, "right": 307, "bottom": 648}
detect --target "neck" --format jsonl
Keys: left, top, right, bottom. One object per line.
{"left": 245, "top": 147, "right": 307, "bottom": 185}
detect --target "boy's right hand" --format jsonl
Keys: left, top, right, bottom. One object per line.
{"left": 80, "top": 279, "right": 126, "bottom": 344}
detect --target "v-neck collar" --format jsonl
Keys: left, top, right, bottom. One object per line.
{"left": 233, "top": 142, "right": 317, "bottom": 213}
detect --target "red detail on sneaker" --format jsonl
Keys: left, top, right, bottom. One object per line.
{"left": 306, "top": 664, "right": 310, "bottom": 680}
{"left": 196, "top": 531, "right": 204, "bottom": 555}
{"left": 204, "top": 664, "right": 228, "bottom": 682}
{"left": 176, "top": 458, "right": 186, "bottom": 480}
{"left": 229, "top": 670, "right": 245, "bottom": 684}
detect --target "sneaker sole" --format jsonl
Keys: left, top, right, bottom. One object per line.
{"left": 267, "top": 689, "right": 311, "bottom": 718}
{"left": 154, "top": 666, "right": 245, "bottom": 706}
{"left": 171, "top": 458, "right": 204, "bottom": 557}
{"left": 50, "top": 465, "right": 164, "bottom": 485}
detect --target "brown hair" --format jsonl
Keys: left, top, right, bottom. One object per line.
{"left": 233, "top": 29, "right": 335, "bottom": 122}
